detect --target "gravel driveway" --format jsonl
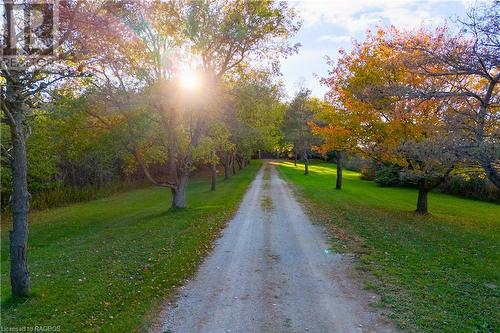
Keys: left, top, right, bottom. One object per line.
{"left": 156, "top": 163, "right": 398, "bottom": 333}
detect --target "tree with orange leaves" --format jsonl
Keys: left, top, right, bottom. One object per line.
{"left": 310, "top": 102, "right": 359, "bottom": 190}
{"left": 322, "top": 28, "right": 462, "bottom": 214}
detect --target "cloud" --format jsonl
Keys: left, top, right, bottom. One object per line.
{"left": 316, "top": 35, "right": 352, "bottom": 43}
{"left": 283, "top": 0, "right": 468, "bottom": 98}
{"left": 292, "top": 0, "right": 454, "bottom": 33}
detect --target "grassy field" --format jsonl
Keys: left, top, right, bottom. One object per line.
{"left": 277, "top": 160, "right": 499, "bottom": 333}
{"left": 1, "top": 161, "right": 261, "bottom": 332}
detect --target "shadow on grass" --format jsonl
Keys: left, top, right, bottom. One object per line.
{"left": 141, "top": 207, "right": 192, "bottom": 220}
{"left": 1, "top": 293, "right": 36, "bottom": 310}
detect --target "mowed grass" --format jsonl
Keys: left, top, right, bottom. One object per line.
{"left": 1, "top": 161, "right": 261, "bottom": 332}
{"left": 277, "top": 160, "right": 499, "bottom": 333}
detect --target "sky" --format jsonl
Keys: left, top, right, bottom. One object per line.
{"left": 281, "top": 0, "right": 472, "bottom": 99}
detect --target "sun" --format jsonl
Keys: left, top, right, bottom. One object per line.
{"left": 179, "top": 70, "right": 201, "bottom": 90}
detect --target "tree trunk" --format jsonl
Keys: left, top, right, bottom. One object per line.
{"left": 294, "top": 152, "right": 297, "bottom": 166}
{"left": 258, "top": 150, "right": 261, "bottom": 159}
{"left": 171, "top": 174, "right": 188, "bottom": 209}
{"left": 482, "top": 161, "right": 500, "bottom": 189}
{"left": 6, "top": 85, "right": 31, "bottom": 297}
{"left": 336, "top": 151, "right": 343, "bottom": 190}
{"left": 236, "top": 156, "right": 243, "bottom": 170}
{"left": 210, "top": 163, "right": 217, "bottom": 191}
{"left": 231, "top": 154, "right": 236, "bottom": 175}
{"left": 10, "top": 136, "right": 31, "bottom": 297}
{"left": 303, "top": 151, "right": 309, "bottom": 175}
{"left": 223, "top": 160, "right": 230, "bottom": 180}
{"left": 416, "top": 179, "right": 429, "bottom": 214}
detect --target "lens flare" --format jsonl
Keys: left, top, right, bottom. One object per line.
{"left": 179, "top": 70, "right": 201, "bottom": 90}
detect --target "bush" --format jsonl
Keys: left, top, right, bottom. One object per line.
{"left": 439, "top": 174, "right": 500, "bottom": 202}
{"left": 344, "top": 154, "right": 369, "bottom": 172}
{"left": 360, "top": 166, "right": 377, "bottom": 181}
{"left": 1, "top": 181, "right": 149, "bottom": 218}
{"left": 375, "top": 165, "right": 402, "bottom": 187}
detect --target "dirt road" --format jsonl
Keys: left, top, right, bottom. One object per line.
{"left": 157, "top": 163, "right": 398, "bottom": 333}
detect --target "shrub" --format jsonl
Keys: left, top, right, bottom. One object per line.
{"left": 360, "top": 166, "right": 377, "bottom": 180}
{"left": 344, "top": 154, "right": 368, "bottom": 172}
{"left": 1, "top": 181, "right": 149, "bottom": 218}
{"left": 375, "top": 165, "right": 402, "bottom": 187}
{"left": 439, "top": 174, "right": 500, "bottom": 202}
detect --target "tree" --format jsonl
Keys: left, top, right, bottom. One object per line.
{"left": 228, "top": 70, "right": 285, "bottom": 164}
{"left": 184, "top": 0, "right": 299, "bottom": 188}
{"left": 322, "top": 29, "right": 461, "bottom": 214}
{"left": 208, "top": 121, "right": 235, "bottom": 185}
{"left": 310, "top": 102, "right": 359, "bottom": 190}
{"left": 386, "top": 2, "right": 499, "bottom": 189}
{"left": 283, "top": 89, "right": 317, "bottom": 175}
{"left": 83, "top": 0, "right": 300, "bottom": 208}
{"left": 0, "top": 1, "right": 87, "bottom": 296}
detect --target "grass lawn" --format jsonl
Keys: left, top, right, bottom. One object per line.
{"left": 277, "top": 160, "right": 499, "bottom": 333}
{"left": 1, "top": 161, "right": 261, "bottom": 332}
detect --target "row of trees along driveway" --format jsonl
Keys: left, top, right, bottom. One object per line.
{"left": 312, "top": 2, "right": 498, "bottom": 214}
{"left": 0, "top": 1, "right": 300, "bottom": 297}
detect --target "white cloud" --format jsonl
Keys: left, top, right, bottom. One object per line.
{"left": 283, "top": 0, "right": 468, "bottom": 98}
{"left": 291, "top": 0, "right": 457, "bottom": 33}
{"left": 316, "top": 34, "right": 352, "bottom": 43}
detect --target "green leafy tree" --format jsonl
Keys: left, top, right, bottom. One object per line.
{"left": 283, "top": 89, "right": 318, "bottom": 175}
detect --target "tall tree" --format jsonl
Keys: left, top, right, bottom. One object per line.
{"left": 386, "top": 2, "right": 500, "bottom": 188}
{"left": 83, "top": 0, "right": 300, "bottom": 208}
{"left": 323, "top": 29, "right": 461, "bottom": 214}
{"left": 0, "top": 1, "right": 85, "bottom": 296}
{"left": 310, "top": 102, "right": 359, "bottom": 190}
{"left": 283, "top": 89, "right": 317, "bottom": 175}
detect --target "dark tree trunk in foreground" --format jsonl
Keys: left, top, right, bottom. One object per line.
{"left": 415, "top": 174, "right": 449, "bottom": 214}
{"left": 294, "top": 152, "right": 297, "bottom": 166}
{"left": 336, "top": 151, "right": 343, "bottom": 190}
{"left": 303, "top": 151, "right": 309, "bottom": 175}
{"left": 4, "top": 84, "right": 31, "bottom": 297}
{"left": 171, "top": 174, "right": 188, "bottom": 209}
{"left": 10, "top": 127, "right": 31, "bottom": 297}
{"left": 210, "top": 163, "right": 217, "bottom": 191}
{"left": 416, "top": 179, "right": 429, "bottom": 214}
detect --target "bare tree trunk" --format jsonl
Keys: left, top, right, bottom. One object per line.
{"left": 210, "top": 162, "right": 217, "bottom": 191}
{"left": 416, "top": 180, "right": 429, "bottom": 214}
{"left": 336, "top": 151, "right": 343, "bottom": 190}
{"left": 171, "top": 174, "right": 188, "bottom": 209}
{"left": 258, "top": 150, "right": 261, "bottom": 159}
{"left": 223, "top": 154, "right": 230, "bottom": 180}
{"left": 4, "top": 82, "right": 31, "bottom": 297}
{"left": 415, "top": 176, "right": 448, "bottom": 214}
{"left": 236, "top": 155, "right": 243, "bottom": 170}
{"left": 303, "top": 151, "right": 309, "bottom": 175}
{"left": 231, "top": 154, "right": 236, "bottom": 175}
{"left": 294, "top": 152, "right": 297, "bottom": 166}
{"left": 10, "top": 132, "right": 31, "bottom": 297}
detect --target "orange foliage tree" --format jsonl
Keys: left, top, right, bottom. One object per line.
{"left": 321, "top": 29, "right": 462, "bottom": 214}
{"left": 310, "top": 102, "right": 360, "bottom": 190}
